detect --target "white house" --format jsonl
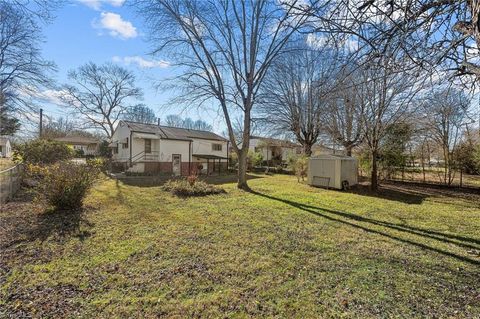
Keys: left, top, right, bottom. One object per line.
{"left": 0, "top": 137, "right": 12, "bottom": 158}
{"left": 53, "top": 136, "right": 101, "bottom": 156}
{"left": 110, "top": 120, "right": 229, "bottom": 175}
{"left": 249, "top": 136, "right": 302, "bottom": 164}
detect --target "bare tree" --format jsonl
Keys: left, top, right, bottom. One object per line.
{"left": 61, "top": 62, "right": 143, "bottom": 138}
{"left": 165, "top": 114, "right": 213, "bottom": 131}
{"left": 421, "top": 87, "right": 472, "bottom": 185}
{"left": 306, "top": 1, "right": 480, "bottom": 82}
{"left": 136, "top": 0, "right": 315, "bottom": 190}
{"left": 123, "top": 104, "right": 157, "bottom": 124}
{"left": 361, "top": 57, "right": 422, "bottom": 191}
{"left": 259, "top": 42, "right": 338, "bottom": 156}
{"left": 42, "top": 116, "right": 97, "bottom": 139}
{"left": 323, "top": 66, "right": 365, "bottom": 156}
{"left": 165, "top": 114, "right": 184, "bottom": 127}
{"left": 0, "top": 1, "right": 56, "bottom": 118}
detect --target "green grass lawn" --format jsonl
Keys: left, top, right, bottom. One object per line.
{"left": 1, "top": 174, "right": 479, "bottom": 318}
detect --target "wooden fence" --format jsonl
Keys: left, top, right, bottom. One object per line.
{"left": 0, "top": 164, "right": 23, "bottom": 204}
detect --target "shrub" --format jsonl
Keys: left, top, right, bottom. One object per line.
{"left": 247, "top": 150, "right": 263, "bottom": 169}
{"left": 162, "top": 179, "right": 225, "bottom": 197}
{"left": 98, "top": 140, "right": 112, "bottom": 158}
{"left": 187, "top": 174, "right": 198, "bottom": 186}
{"left": 74, "top": 148, "right": 85, "bottom": 157}
{"left": 86, "top": 157, "right": 109, "bottom": 172}
{"left": 287, "top": 155, "right": 308, "bottom": 182}
{"left": 14, "top": 139, "right": 73, "bottom": 164}
{"left": 39, "top": 161, "right": 99, "bottom": 210}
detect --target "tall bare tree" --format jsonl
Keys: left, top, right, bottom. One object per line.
{"left": 165, "top": 114, "right": 213, "bottom": 131}
{"left": 136, "top": 0, "right": 315, "bottom": 190}
{"left": 323, "top": 66, "right": 365, "bottom": 156}
{"left": 260, "top": 41, "right": 338, "bottom": 156}
{"left": 421, "top": 87, "right": 472, "bottom": 185}
{"left": 361, "top": 57, "right": 422, "bottom": 191}
{"left": 61, "top": 62, "right": 143, "bottom": 138}
{"left": 123, "top": 104, "right": 157, "bottom": 124}
{"left": 306, "top": 1, "right": 480, "bottom": 82}
{"left": 0, "top": 1, "right": 57, "bottom": 119}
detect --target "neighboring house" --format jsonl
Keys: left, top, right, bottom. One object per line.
{"left": 0, "top": 137, "right": 12, "bottom": 158}
{"left": 249, "top": 136, "right": 302, "bottom": 164}
{"left": 53, "top": 136, "right": 101, "bottom": 156}
{"left": 110, "top": 120, "right": 229, "bottom": 175}
{"left": 312, "top": 144, "right": 346, "bottom": 156}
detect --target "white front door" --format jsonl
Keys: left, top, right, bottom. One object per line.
{"left": 172, "top": 154, "right": 181, "bottom": 176}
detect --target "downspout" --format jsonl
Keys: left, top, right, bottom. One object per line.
{"left": 189, "top": 140, "right": 192, "bottom": 175}
{"left": 129, "top": 131, "right": 133, "bottom": 167}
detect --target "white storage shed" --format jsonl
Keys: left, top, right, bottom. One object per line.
{"left": 307, "top": 155, "right": 358, "bottom": 190}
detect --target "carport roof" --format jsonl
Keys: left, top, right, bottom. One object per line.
{"left": 193, "top": 154, "right": 228, "bottom": 160}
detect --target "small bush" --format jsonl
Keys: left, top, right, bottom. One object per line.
{"left": 287, "top": 155, "right": 308, "bottom": 182}
{"left": 247, "top": 150, "right": 263, "bottom": 168}
{"left": 74, "top": 148, "right": 85, "bottom": 157}
{"left": 39, "top": 161, "right": 99, "bottom": 210}
{"left": 86, "top": 157, "right": 109, "bottom": 172}
{"left": 162, "top": 179, "right": 225, "bottom": 197}
{"left": 14, "top": 139, "right": 73, "bottom": 164}
{"left": 187, "top": 174, "right": 198, "bottom": 186}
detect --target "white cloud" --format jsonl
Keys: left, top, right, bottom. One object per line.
{"left": 78, "top": 0, "right": 125, "bottom": 11}
{"left": 94, "top": 12, "right": 137, "bottom": 39}
{"left": 112, "top": 55, "right": 170, "bottom": 68}
{"left": 37, "top": 89, "right": 70, "bottom": 106}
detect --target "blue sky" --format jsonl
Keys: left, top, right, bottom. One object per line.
{"left": 39, "top": 0, "right": 226, "bottom": 133}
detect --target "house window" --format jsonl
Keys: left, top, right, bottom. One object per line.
{"left": 123, "top": 138, "right": 129, "bottom": 149}
{"left": 113, "top": 146, "right": 118, "bottom": 154}
{"left": 212, "top": 143, "right": 222, "bottom": 151}
{"left": 145, "top": 139, "right": 151, "bottom": 153}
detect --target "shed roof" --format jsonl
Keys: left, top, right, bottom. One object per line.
{"left": 122, "top": 121, "right": 228, "bottom": 142}
{"left": 311, "top": 154, "right": 356, "bottom": 160}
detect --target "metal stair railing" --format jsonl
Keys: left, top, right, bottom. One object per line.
{"left": 130, "top": 151, "right": 160, "bottom": 166}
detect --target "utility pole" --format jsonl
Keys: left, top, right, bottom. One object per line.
{"left": 39, "top": 108, "right": 43, "bottom": 138}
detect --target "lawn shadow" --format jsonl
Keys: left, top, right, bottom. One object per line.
{"left": 28, "top": 207, "right": 94, "bottom": 242}
{"left": 347, "top": 183, "right": 427, "bottom": 205}
{"left": 2, "top": 206, "right": 94, "bottom": 249}
{"left": 250, "top": 190, "right": 480, "bottom": 266}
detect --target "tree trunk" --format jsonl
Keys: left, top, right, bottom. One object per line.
{"left": 345, "top": 145, "right": 353, "bottom": 156}
{"left": 237, "top": 149, "right": 250, "bottom": 190}
{"left": 303, "top": 143, "right": 313, "bottom": 157}
{"left": 371, "top": 150, "right": 379, "bottom": 191}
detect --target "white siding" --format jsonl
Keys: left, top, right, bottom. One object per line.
{"left": 111, "top": 122, "right": 132, "bottom": 162}
{"left": 308, "top": 156, "right": 358, "bottom": 189}
{"left": 191, "top": 138, "right": 228, "bottom": 160}
{"left": 0, "top": 140, "right": 12, "bottom": 158}
{"left": 159, "top": 139, "right": 190, "bottom": 162}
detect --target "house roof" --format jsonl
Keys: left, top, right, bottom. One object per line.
{"left": 123, "top": 121, "right": 228, "bottom": 142}
{"left": 250, "top": 136, "right": 300, "bottom": 148}
{"left": 0, "top": 136, "right": 11, "bottom": 145}
{"left": 53, "top": 136, "right": 100, "bottom": 145}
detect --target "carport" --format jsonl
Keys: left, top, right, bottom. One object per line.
{"left": 193, "top": 154, "right": 228, "bottom": 174}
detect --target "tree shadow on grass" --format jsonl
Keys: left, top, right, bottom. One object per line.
{"left": 28, "top": 207, "right": 94, "bottom": 242}
{"left": 2, "top": 206, "right": 94, "bottom": 250}
{"left": 347, "top": 183, "right": 427, "bottom": 205}
{"left": 250, "top": 190, "right": 480, "bottom": 266}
